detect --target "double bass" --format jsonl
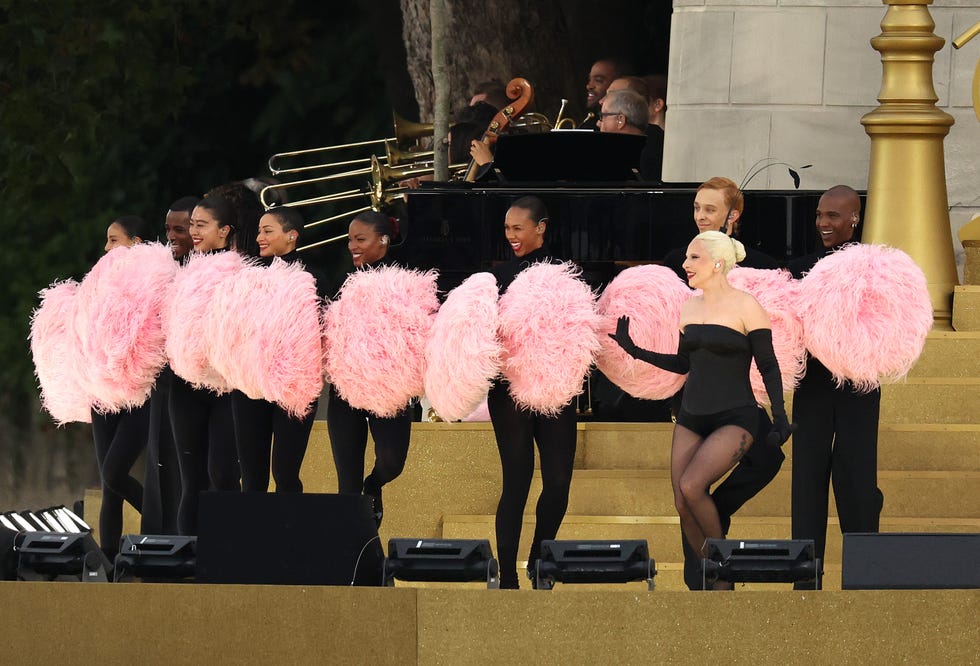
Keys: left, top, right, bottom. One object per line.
{"left": 463, "top": 77, "right": 534, "bottom": 182}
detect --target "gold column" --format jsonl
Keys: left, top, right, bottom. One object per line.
{"left": 861, "top": 0, "right": 959, "bottom": 323}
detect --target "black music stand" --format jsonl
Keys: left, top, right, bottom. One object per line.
{"left": 492, "top": 132, "right": 645, "bottom": 182}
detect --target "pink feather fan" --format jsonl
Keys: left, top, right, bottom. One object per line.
{"left": 30, "top": 280, "right": 93, "bottom": 424}
{"left": 424, "top": 272, "right": 503, "bottom": 422}
{"left": 498, "top": 261, "right": 601, "bottom": 416}
{"left": 74, "top": 243, "right": 177, "bottom": 412}
{"left": 595, "top": 265, "right": 691, "bottom": 399}
{"left": 164, "top": 251, "right": 249, "bottom": 392}
{"left": 727, "top": 266, "right": 806, "bottom": 404}
{"left": 798, "top": 243, "right": 933, "bottom": 391}
{"left": 208, "top": 259, "right": 323, "bottom": 417}
{"left": 324, "top": 265, "right": 439, "bottom": 417}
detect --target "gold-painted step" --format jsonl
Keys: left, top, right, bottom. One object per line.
{"left": 551, "top": 470, "right": 980, "bottom": 519}
{"left": 908, "top": 330, "right": 980, "bottom": 376}
{"left": 879, "top": 378, "right": 980, "bottom": 424}
{"left": 439, "top": 514, "right": 980, "bottom": 568}
{"left": 952, "top": 285, "right": 980, "bottom": 331}
{"left": 578, "top": 423, "right": 980, "bottom": 472}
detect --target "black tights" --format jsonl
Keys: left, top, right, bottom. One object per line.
{"left": 327, "top": 386, "right": 411, "bottom": 496}
{"left": 169, "top": 378, "right": 240, "bottom": 535}
{"left": 671, "top": 423, "right": 753, "bottom": 588}
{"left": 231, "top": 391, "right": 316, "bottom": 493}
{"left": 487, "top": 381, "right": 577, "bottom": 588}
{"left": 90, "top": 403, "right": 149, "bottom": 557}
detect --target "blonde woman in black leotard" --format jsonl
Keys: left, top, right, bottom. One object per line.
{"left": 610, "top": 230, "right": 793, "bottom": 587}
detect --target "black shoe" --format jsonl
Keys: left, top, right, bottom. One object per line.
{"left": 363, "top": 481, "right": 383, "bottom": 528}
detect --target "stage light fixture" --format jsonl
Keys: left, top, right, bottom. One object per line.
{"left": 702, "top": 538, "right": 820, "bottom": 589}
{"left": 383, "top": 539, "right": 499, "bottom": 588}
{"left": 113, "top": 534, "right": 197, "bottom": 582}
{"left": 535, "top": 539, "right": 656, "bottom": 590}
{"left": 16, "top": 532, "right": 111, "bottom": 582}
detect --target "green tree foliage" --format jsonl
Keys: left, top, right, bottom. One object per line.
{"left": 0, "top": 0, "right": 391, "bottom": 499}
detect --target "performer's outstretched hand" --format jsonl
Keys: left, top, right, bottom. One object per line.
{"left": 608, "top": 315, "right": 638, "bottom": 355}
{"left": 767, "top": 413, "right": 797, "bottom": 446}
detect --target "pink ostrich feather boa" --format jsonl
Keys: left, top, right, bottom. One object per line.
{"left": 164, "top": 251, "right": 251, "bottom": 392}
{"left": 798, "top": 243, "right": 932, "bottom": 391}
{"left": 30, "top": 280, "right": 93, "bottom": 424}
{"left": 595, "top": 265, "right": 691, "bottom": 400}
{"left": 323, "top": 265, "right": 439, "bottom": 417}
{"left": 727, "top": 266, "right": 806, "bottom": 405}
{"left": 424, "top": 272, "right": 503, "bottom": 422}
{"left": 207, "top": 259, "right": 323, "bottom": 418}
{"left": 74, "top": 243, "right": 177, "bottom": 412}
{"left": 498, "top": 261, "right": 601, "bottom": 416}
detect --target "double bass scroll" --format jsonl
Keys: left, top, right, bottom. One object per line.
{"left": 463, "top": 77, "right": 534, "bottom": 182}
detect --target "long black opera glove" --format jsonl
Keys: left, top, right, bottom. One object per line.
{"left": 608, "top": 315, "right": 690, "bottom": 375}
{"left": 747, "top": 328, "right": 797, "bottom": 446}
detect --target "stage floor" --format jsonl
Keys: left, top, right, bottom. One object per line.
{"left": 0, "top": 582, "right": 976, "bottom": 664}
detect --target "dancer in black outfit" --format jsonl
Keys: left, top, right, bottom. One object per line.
{"left": 488, "top": 196, "right": 579, "bottom": 589}
{"left": 328, "top": 211, "right": 412, "bottom": 526}
{"left": 231, "top": 207, "right": 327, "bottom": 493}
{"left": 169, "top": 196, "right": 242, "bottom": 535}
{"left": 787, "top": 185, "right": 883, "bottom": 589}
{"left": 660, "top": 177, "right": 785, "bottom": 589}
{"left": 91, "top": 215, "right": 157, "bottom": 558}
{"left": 612, "top": 230, "right": 794, "bottom": 589}
{"left": 141, "top": 196, "right": 197, "bottom": 535}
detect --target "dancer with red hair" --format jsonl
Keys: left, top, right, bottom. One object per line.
{"left": 610, "top": 230, "right": 794, "bottom": 589}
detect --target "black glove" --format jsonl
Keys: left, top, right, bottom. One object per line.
{"left": 608, "top": 315, "right": 638, "bottom": 355}
{"left": 767, "top": 413, "right": 797, "bottom": 446}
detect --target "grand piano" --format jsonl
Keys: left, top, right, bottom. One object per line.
{"left": 401, "top": 182, "right": 836, "bottom": 294}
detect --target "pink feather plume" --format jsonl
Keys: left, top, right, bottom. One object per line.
{"left": 164, "top": 251, "right": 250, "bottom": 392}
{"left": 595, "top": 265, "right": 691, "bottom": 399}
{"left": 727, "top": 266, "right": 806, "bottom": 404}
{"left": 323, "top": 265, "right": 439, "bottom": 417}
{"left": 498, "top": 261, "right": 601, "bottom": 416}
{"left": 208, "top": 259, "right": 324, "bottom": 417}
{"left": 74, "top": 243, "right": 177, "bottom": 412}
{"left": 30, "top": 280, "right": 93, "bottom": 424}
{"left": 424, "top": 272, "right": 503, "bottom": 422}
{"left": 798, "top": 243, "right": 933, "bottom": 391}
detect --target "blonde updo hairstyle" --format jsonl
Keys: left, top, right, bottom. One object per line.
{"left": 694, "top": 230, "right": 746, "bottom": 273}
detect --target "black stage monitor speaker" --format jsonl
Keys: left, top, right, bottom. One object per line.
{"left": 17, "top": 532, "right": 111, "bottom": 582}
{"left": 114, "top": 534, "right": 197, "bottom": 582}
{"left": 841, "top": 532, "right": 980, "bottom": 590}
{"left": 703, "top": 539, "right": 820, "bottom": 589}
{"left": 195, "top": 492, "right": 384, "bottom": 586}
{"left": 384, "top": 538, "right": 499, "bottom": 588}
{"left": 536, "top": 539, "right": 656, "bottom": 590}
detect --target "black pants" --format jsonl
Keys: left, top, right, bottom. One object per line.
{"left": 231, "top": 390, "right": 316, "bottom": 493}
{"left": 169, "top": 377, "right": 240, "bottom": 535}
{"left": 681, "top": 406, "right": 785, "bottom": 590}
{"left": 327, "top": 385, "right": 411, "bottom": 496}
{"left": 141, "top": 366, "right": 181, "bottom": 535}
{"left": 792, "top": 359, "right": 882, "bottom": 588}
{"left": 91, "top": 403, "right": 149, "bottom": 557}
{"left": 488, "top": 380, "right": 578, "bottom": 588}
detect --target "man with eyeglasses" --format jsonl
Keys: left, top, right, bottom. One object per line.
{"left": 598, "top": 89, "right": 661, "bottom": 182}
